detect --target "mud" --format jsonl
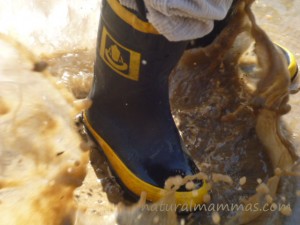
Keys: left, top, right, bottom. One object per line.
{"left": 0, "top": 34, "right": 89, "bottom": 224}
{"left": 169, "top": 1, "right": 300, "bottom": 223}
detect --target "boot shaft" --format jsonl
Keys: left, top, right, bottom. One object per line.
{"left": 90, "top": 0, "right": 188, "bottom": 109}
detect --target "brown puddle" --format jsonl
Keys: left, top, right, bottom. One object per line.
{"left": 0, "top": 0, "right": 300, "bottom": 225}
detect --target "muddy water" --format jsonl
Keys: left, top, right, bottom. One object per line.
{"left": 252, "top": 2, "right": 300, "bottom": 224}
{"left": 253, "top": 0, "right": 300, "bottom": 147}
{"left": 37, "top": 0, "right": 300, "bottom": 224}
{"left": 252, "top": 0, "right": 300, "bottom": 155}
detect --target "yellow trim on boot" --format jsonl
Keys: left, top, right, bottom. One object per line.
{"left": 277, "top": 43, "right": 298, "bottom": 80}
{"left": 107, "top": 0, "right": 159, "bottom": 35}
{"left": 83, "top": 112, "right": 208, "bottom": 209}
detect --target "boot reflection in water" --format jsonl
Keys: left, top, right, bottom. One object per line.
{"left": 83, "top": 0, "right": 298, "bottom": 208}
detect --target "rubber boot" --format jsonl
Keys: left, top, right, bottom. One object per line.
{"left": 83, "top": 0, "right": 207, "bottom": 207}
{"left": 276, "top": 44, "right": 298, "bottom": 81}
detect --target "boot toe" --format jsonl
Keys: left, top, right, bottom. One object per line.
{"left": 83, "top": 112, "right": 208, "bottom": 209}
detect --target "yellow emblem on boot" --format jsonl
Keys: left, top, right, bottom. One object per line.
{"left": 105, "top": 45, "right": 128, "bottom": 71}
{"left": 100, "top": 26, "right": 141, "bottom": 81}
